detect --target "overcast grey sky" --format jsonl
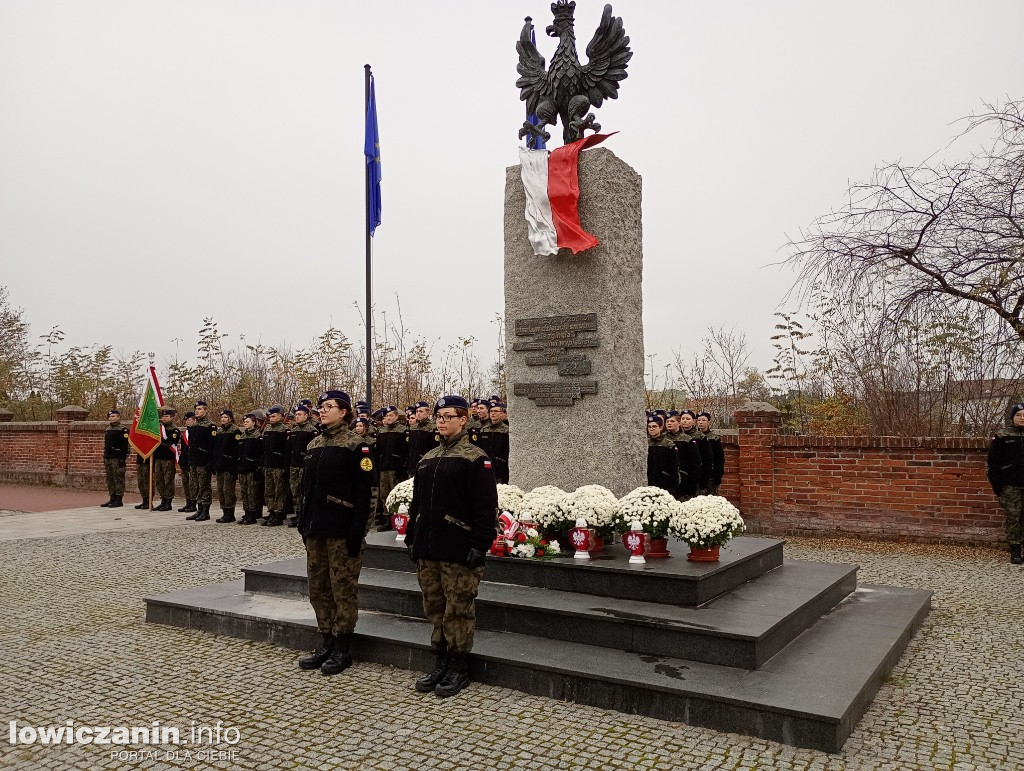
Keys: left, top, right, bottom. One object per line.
{"left": 2, "top": 0, "right": 1022, "bottom": 382}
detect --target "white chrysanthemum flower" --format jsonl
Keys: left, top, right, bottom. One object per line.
{"left": 385, "top": 478, "right": 416, "bottom": 513}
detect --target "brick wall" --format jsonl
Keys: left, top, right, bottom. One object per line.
{"left": 0, "top": 403, "right": 1006, "bottom": 544}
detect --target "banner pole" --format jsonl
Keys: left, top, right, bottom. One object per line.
{"left": 364, "top": 63, "right": 373, "bottom": 409}
{"left": 148, "top": 455, "right": 154, "bottom": 511}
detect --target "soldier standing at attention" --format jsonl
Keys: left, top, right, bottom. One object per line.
{"left": 185, "top": 401, "right": 217, "bottom": 522}
{"left": 177, "top": 411, "right": 197, "bottom": 512}
{"left": 152, "top": 408, "right": 180, "bottom": 511}
{"left": 286, "top": 404, "right": 319, "bottom": 528}
{"left": 212, "top": 409, "right": 242, "bottom": 523}
{"left": 679, "top": 409, "right": 712, "bottom": 494}
{"left": 646, "top": 416, "right": 680, "bottom": 495}
{"left": 261, "top": 406, "right": 290, "bottom": 527}
{"left": 100, "top": 409, "right": 130, "bottom": 508}
{"left": 665, "top": 411, "right": 702, "bottom": 500}
{"left": 406, "top": 401, "right": 438, "bottom": 478}
{"left": 695, "top": 411, "right": 725, "bottom": 496}
{"left": 237, "top": 412, "right": 265, "bottom": 525}
{"left": 406, "top": 396, "right": 498, "bottom": 698}
{"left": 134, "top": 449, "right": 152, "bottom": 510}
{"left": 296, "top": 391, "right": 375, "bottom": 675}
{"left": 478, "top": 402, "right": 510, "bottom": 484}
{"left": 375, "top": 406, "right": 408, "bottom": 531}
{"left": 988, "top": 402, "right": 1024, "bottom": 564}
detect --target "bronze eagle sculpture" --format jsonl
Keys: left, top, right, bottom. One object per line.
{"left": 516, "top": 1, "right": 632, "bottom": 145}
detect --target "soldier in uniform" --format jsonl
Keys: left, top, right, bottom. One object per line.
{"left": 467, "top": 399, "right": 485, "bottom": 431}
{"left": 177, "top": 411, "right": 197, "bottom": 512}
{"left": 478, "top": 402, "right": 510, "bottom": 484}
{"left": 665, "top": 410, "right": 702, "bottom": 500}
{"left": 286, "top": 404, "right": 319, "bottom": 528}
{"left": 646, "top": 415, "right": 680, "bottom": 495}
{"left": 100, "top": 410, "right": 130, "bottom": 508}
{"left": 406, "top": 401, "right": 439, "bottom": 478}
{"left": 212, "top": 409, "right": 242, "bottom": 523}
{"left": 988, "top": 402, "right": 1024, "bottom": 564}
{"left": 406, "top": 396, "right": 498, "bottom": 698}
{"left": 695, "top": 411, "right": 725, "bottom": 496}
{"left": 185, "top": 401, "right": 217, "bottom": 522}
{"left": 296, "top": 390, "right": 375, "bottom": 675}
{"left": 237, "top": 412, "right": 265, "bottom": 525}
{"left": 152, "top": 408, "right": 180, "bottom": 511}
{"left": 261, "top": 405, "right": 290, "bottom": 527}
{"left": 679, "top": 409, "right": 712, "bottom": 494}
{"left": 375, "top": 405, "right": 409, "bottom": 531}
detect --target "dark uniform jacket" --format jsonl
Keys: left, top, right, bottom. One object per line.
{"left": 211, "top": 422, "right": 242, "bottom": 473}
{"left": 262, "top": 423, "right": 290, "bottom": 470}
{"left": 237, "top": 428, "right": 263, "bottom": 474}
{"left": 287, "top": 421, "right": 319, "bottom": 468}
{"left": 187, "top": 417, "right": 217, "bottom": 468}
{"left": 667, "top": 430, "right": 702, "bottom": 496}
{"left": 298, "top": 423, "right": 375, "bottom": 554}
{"left": 685, "top": 427, "right": 712, "bottom": 489}
{"left": 697, "top": 428, "right": 725, "bottom": 487}
{"left": 406, "top": 429, "right": 499, "bottom": 563}
{"left": 406, "top": 418, "right": 440, "bottom": 478}
{"left": 178, "top": 429, "right": 190, "bottom": 469}
{"left": 376, "top": 423, "right": 409, "bottom": 475}
{"left": 103, "top": 422, "right": 131, "bottom": 460}
{"left": 987, "top": 425, "right": 1024, "bottom": 495}
{"left": 153, "top": 424, "right": 180, "bottom": 462}
{"left": 647, "top": 434, "right": 680, "bottom": 495}
{"left": 477, "top": 421, "right": 510, "bottom": 484}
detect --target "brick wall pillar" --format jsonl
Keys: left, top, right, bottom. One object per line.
{"left": 55, "top": 405, "right": 89, "bottom": 478}
{"left": 734, "top": 401, "right": 781, "bottom": 531}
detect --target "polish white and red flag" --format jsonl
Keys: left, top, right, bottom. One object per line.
{"left": 519, "top": 132, "right": 614, "bottom": 256}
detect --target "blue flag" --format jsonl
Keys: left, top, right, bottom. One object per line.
{"left": 526, "top": 27, "right": 546, "bottom": 151}
{"left": 365, "top": 76, "right": 382, "bottom": 235}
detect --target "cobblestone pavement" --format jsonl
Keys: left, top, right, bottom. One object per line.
{"left": 0, "top": 519, "right": 1022, "bottom": 771}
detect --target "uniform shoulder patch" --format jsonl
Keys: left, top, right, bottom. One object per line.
{"left": 359, "top": 457, "right": 373, "bottom": 471}
{"left": 483, "top": 460, "right": 492, "bottom": 469}
{"left": 235, "top": 434, "right": 242, "bottom": 440}
{"left": 361, "top": 445, "right": 371, "bottom": 453}
{"left": 212, "top": 429, "right": 218, "bottom": 435}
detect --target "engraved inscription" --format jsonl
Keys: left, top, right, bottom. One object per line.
{"left": 513, "top": 313, "right": 598, "bottom": 373}
{"left": 513, "top": 381, "right": 598, "bottom": 406}
{"left": 556, "top": 354, "right": 592, "bottom": 376}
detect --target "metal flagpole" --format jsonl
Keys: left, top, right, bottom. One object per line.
{"left": 364, "top": 63, "right": 373, "bottom": 409}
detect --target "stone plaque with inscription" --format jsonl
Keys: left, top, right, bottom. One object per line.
{"left": 513, "top": 381, "right": 598, "bottom": 406}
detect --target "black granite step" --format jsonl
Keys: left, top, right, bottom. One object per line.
{"left": 242, "top": 559, "right": 856, "bottom": 669}
{"left": 144, "top": 579, "right": 931, "bottom": 753}
{"left": 354, "top": 531, "right": 785, "bottom": 606}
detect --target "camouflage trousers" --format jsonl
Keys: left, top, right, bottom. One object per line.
{"left": 1000, "top": 486, "right": 1024, "bottom": 544}
{"left": 104, "top": 459, "right": 126, "bottom": 496}
{"left": 305, "top": 535, "right": 363, "bottom": 637}
{"left": 378, "top": 471, "right": 398, "bottom": 521}
{"left": 179, "top": 465, "right": 194, "bottom": 501}
{"left": 153, "top": 459, "right": 176, "bottom": 500}
{"left": 136, "top": 460, "right": 151, "bottom": 501}
{"left": 239, "top": 472, "right": 264, "bottom": 514}
{"left": 188, "top": 466, "right": 213, "bottom": 505}
{"left": 289, "top": 467, "right": 303, "bottom": 514}
{"left": 416, "top": 559, "right": 484, "bottom": 653}
{"left": 216, "top": 471, "right": 237, "bottom": 509}
{"left": 264, "top": 468, "right": 287, "bottom": 514}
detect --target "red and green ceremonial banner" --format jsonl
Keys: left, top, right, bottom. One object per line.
{"left": 128, "top": 366, "right": 164, "bottom": 459}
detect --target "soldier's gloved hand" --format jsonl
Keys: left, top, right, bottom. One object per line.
{"left": 465, "top": 548, "right": 486, "bottom": 569}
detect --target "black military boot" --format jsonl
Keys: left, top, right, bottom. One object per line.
{"left": 320, "top": 633, "right": 353, "bottom": 676}
{"left": 415, "top": 644, "right": 449, "bottom": 693}
{"left": 109, "top": 495, "right": 124, "bottom": 508}
{"left": 261, "top": 512, "right": 283, "bottom": 527}
{"left": 135, "top": 499, "right": 150, "bottom": 510}
{"left": 185, "top": 507, "right": 202, "bottom": 521}
{"left": 216, "top": 508, "right": 236, "bottom": 524}
{"left": 238, "top": 510, "right": 258, "bottom": 525}
{"left": 434, "top": 653, "right": 470, "bottom": 698}
{"left": 193, "top": 504, "right": 211, "bottom": 522}
{"left": 1011, "top": 544, "right": 1022, "bottom": 565}
{"left": 298, "top": 633, "right": 334, "bottom": 670}
{"left": 178, "top": 500, "right": 197, "bottom": 513}
{"left": 286, "top": 516, "right": 299, "bottom": 528}
{"left": 100, "top": 495, "right": 115, "bottom": 507}
{"left": 155, "top": 498, "right": 172, "bottom": 512}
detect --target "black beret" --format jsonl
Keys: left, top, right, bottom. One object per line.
{"left": 160, "top": 407, "right": 176, "bottom": 416}
{"left": 243, "top": 412, "right": 258, "bottom": 421}
{"left": 108, "top": 410, "right": 120, "bottom": 417}
{"left": 299, "top": 399, "right": 313, "bottom": 406}
{"left": 194, "top": 400, "right": 208, "bottom": 408}
{"left": 696, "top": 411, "right": 712, "bottom": 420}
{"left": 435, "top": 395, "right": 469, "bottom": 411}
{"left": 415, "top": 401, "right": 430, "bottom": 410}
{"left": 489, "top": 394, "right": 501, "bottom": 401}
{"left": 680, "top": 409, "right": 697, "bottom": 419}
{"left": 184, "top": 411, "right": 196, "bottom": 419}
{"left": 1011, "top": 403, "right": 1024, "bottom": 419}
{"left": 666, "top": 410, "right": 680, "bottom": 418}
{"left": 371, "top": 409, "right": 385, "bottom": 420}
{"left": 384, "top": 405, "right": 398, "bottom": 414}
{"left": 294, "top": 404, "right": 310, "bottom": 415}
{"left": 220, "top": 409, "right": 234, "bottom": 419}
{"left": 654, "top": 409, "right": 667, "bottom": 418}
{"left": 488, "top": 402, "right": 507, "bottom": 410}
{"left": 267, "top": 406, "right": 284, "bottom": 415}
{"left": 354, "top": 417, "right": 370, "bottom": 426}
{"left": 648, "top": 415, "right": 665, "bottom": 426}
{"left": 318, "top": 390, "right": 352, "bottom": 409}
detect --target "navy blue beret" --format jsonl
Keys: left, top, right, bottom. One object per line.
{"left": 318, "top": 390, "right": 351, "bottom": 409}
{"left": 221, "top": 409, "right": 234, "bottom": 419}
{"left": 267, "top": 406, "right": 284, "bottom": 415}
{"left": 489, "top": 402, "right": 507, "bottom": 410}
{"left": 415, "top": 401, "right": 430, "bottom": 410}
{"left": 696, "top": 411, "right": 712, "bottom": 420}
{"left": 435, "top": 395, "right": 469, "bottom": 411}
{"left": 194, "top": 400, "right": 208, "bottom": 408}
{"left": 294, "top": 404, "right": 309, "bottom": 414}
{"left": 1011, "top": 403, "right": 1024, "bottom": 419}
{"left": 160, "top": 407, "right": 176, "bottom": 416}
{"left": 108, "top": 410, "right": 120, "bottom": 417}
{"left": 680, "top": 409, "right": 697, "bottom": 419}
{"left": 184, "top": 411, "right": 195, "bottom": 419}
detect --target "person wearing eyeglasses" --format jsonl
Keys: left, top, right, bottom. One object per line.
{"left": 296, "top": 390, "right": 376, "bottom": 675}
{"left": 405, "top": 395, "right": 499, "bottom": 698}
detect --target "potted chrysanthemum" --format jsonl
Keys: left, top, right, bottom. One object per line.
{"left": 613, "top": 486, "right": 679, "bottom": 558}
{"left": 497, "top": 483, "right": 525, "bottom": 518}
{"left": 555, "top": 485, "right": 619, "bottom": 552}
{"left": 668, "top": 495, "right": 745, "bottom": 561}
{"left": 520, "top": 485, "right": 568, "bottom": 539}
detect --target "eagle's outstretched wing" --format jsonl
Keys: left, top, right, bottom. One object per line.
{"left": 581, "top": 4, "right": 632, "bottom": 108}
{"left": 516, "top": 19, "right": 549, "bottom": 114}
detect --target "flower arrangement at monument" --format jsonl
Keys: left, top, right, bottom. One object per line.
{"left": 669, "top": 495, "right": 745, "bottom": 549}
{"left": 509, "top": 527, "right": 562, "bottom": 559}
{"left": 497, "top": 484, "right": 525, "bottom": 517}
{"left": 520, "top": 485, "right": 568, "bottom": 531}
{"left": 612, "top": 486, "right": 678, "bottom": 540}
{"left": 384, "top": 478, "right": 415, "bottom": 514}
{"left": 556, "top": 485, "right": 619, "bottom": 540}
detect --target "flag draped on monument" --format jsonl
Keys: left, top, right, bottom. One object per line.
{"left": 520, "top": 133, "right": 614, "bottom": 256}
{"left": 128, "top": 366, "right": 164, "bottom": 459}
